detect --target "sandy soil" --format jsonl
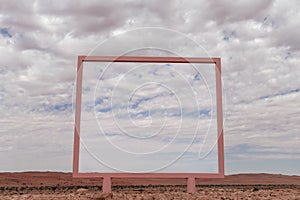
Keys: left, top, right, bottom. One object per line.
{"left": 0, "top": 172, "right": 299, "bottom": 199}
{"left": 0, "top": 185, "right": 299, "bottom": 200}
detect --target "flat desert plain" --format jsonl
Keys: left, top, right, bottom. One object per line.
{"left": 0, "top": 172, "right": 299, "bottom": 199}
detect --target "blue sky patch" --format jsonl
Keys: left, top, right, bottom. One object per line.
{"left": 97, "top": 107, "right": 112, "bottom": 113}
{"left": 53, "top": 103, "right": 72, "bottom": 111}
{"left": 95, "top": 97, "right": 109, "bottom": 105}
{"left": 259, "top": 88, "right": 300, "bottom": 100}
{"left": 193, "top": 72, "right": 201, "bottom": 81}
{"left": 0, "top": 28, "right": 12, "bottom": 38}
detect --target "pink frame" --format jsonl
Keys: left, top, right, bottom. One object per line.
{"left": 73, "top": 56, "right": 224, "bottom": 193}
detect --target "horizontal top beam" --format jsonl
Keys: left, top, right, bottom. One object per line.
{"left": 79, "top": 56, "right": 219, "bottom": 64}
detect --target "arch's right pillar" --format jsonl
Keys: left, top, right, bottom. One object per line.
{"left": 215, "top": 58, "right": 225, "bottom": 176}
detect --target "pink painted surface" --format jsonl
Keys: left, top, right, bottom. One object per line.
{"left": 103, "top": 176, "right": 112, "bottom": 193}
{"left": 72, "top": 56, "right": 224, "bottom": 193}
{"left": 73, "top": 56, "right": 83, "bottom": 174}
{"left": 187, "top": 177, "right": 196, "bottom": 193}
{"left": 79, "top": 55, "right": 219, "bottom": 63}
{"left": 215, "top": 58, "right": 225, "bottom": 176}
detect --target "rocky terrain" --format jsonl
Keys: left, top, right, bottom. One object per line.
{"left": 0, "top": 172, "right": 299, "bottom": 199}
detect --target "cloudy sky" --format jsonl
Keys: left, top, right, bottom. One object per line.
{"left": 0, "top": 0, "right": 300, "bottom": 175}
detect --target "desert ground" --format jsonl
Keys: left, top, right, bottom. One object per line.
{"left": 0, "top": 172, "right": 299, "bottom": 199}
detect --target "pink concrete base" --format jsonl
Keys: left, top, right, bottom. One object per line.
{"left": 102, "top": 177, "right": 112, "bottom": 193}
{"left": 102, "top": 176, "right": 197, "bottom": 193}
{"left": 73, "top": 172, "right": 224, "bottom": 193}
{"left": 187, "top": 177, "right": 196, "bottom": 193}
{"left": 102, "top": 176, "right": 196, "bottom": 193}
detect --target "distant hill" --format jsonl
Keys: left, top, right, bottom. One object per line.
{"left": 0, "top": 172, "right": 299, "bottom": 187}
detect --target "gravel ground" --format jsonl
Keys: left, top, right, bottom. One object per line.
{"left": 0, "top": 185, "right": 299, "bottom": 200}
